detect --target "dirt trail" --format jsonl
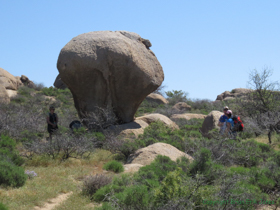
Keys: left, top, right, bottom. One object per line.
{"left": 34, "top": 192, "right": 73, "bottom": 210}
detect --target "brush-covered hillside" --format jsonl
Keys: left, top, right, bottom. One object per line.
{"left": 1, "top": 70, "right": 280, "bottom": 210}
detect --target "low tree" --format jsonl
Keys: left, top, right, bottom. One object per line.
{"left": 165, "top": 90, "right": 189, "bottom": 105}
{"left": 237, "top": 67, "right": 280, "bottom": 143}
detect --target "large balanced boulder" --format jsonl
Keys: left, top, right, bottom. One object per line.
{"left": 127, "top": 142, "right": 193, "bottom": 166}
{"left": 0, "top": 85, "right": 10, "bottom": 103}
{"left": 145, "top": 93, "right": 168, "bottom": 105}
{"left": 57, "top": 31, "right": 164, "bottom": 126}
{"left": 137, "top": 113, "right": 179, "bottom": 130}
{"left": 0, "top": 68, "right": 19, "bottom": 90}
{"left": 201, "top": 111, "right": 223, "bottom": 137}
{"left": 172, "top": 102, "right": 191, "bottom": 112}
{"left": 53, "top": 74, "right": 67, "bottom": 89}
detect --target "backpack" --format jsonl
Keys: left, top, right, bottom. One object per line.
{"left": 232, "top": 115, "right": 244, "bottom": 132}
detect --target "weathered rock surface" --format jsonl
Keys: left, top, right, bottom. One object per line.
{"left": 107, "top": 119, "right": 149, "bottom": 137}
{"left": 172, "top": 102, "right": 191, "bottom": 112}
{"left": 145, "top": 93, "right": 168, "bottom": 105}
{"left": 123, "top": 163, "right": 143, "bottom": 173}
{"left": 20, "top": 75, "right": 35, "bottom": 88}
{"left": 201, "top": 111, "right": 223, "bottom": 137}
{"left": 216, "top": 88, "right": 252, "bottom": 101}
{"left": 54, "top": 74, "right": 67, "bottom": 89}
{"left": 0, "top": 85, "right": 10, "bottom": 103}
{"left": 57, "top": 31, "right": 164, "bottom": 126}
{"left": 137, "top": 113, "right": 179, "bottom": 130}
{"left": 171, "top": 113, "right": 206, "bottom": 121}
{"left": 127, "top": 142, "right": 193, "bottom": 166}
{"left": 6, "top": 90, "right": 18, "bottom": 98}
{"left": 0, "top": 68, "right": 19, "bottom": 90}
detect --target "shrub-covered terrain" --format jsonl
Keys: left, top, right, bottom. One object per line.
{"left": 0, "top": 84, "right": 280, "bottom": 210}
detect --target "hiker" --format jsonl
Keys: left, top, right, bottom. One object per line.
{"left": 225, "top": 110, "right": 236, "bottom": 139}
{"left": 46, "top": 106, "right": 58, "bottom": 140}
{"left": 218, "top": 106, "right": 229, "bottom": 134}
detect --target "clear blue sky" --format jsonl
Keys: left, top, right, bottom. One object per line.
{"left": 1, "top": 0, "right": 280, "bottom": 100}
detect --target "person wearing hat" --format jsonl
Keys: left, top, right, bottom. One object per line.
{"left": 46, "top": 106, "right": 59, "bottom": 140}
{"left": 218, "top": 106, "right": 229, "bottom": 134}
{"left": 225, "top": 110, "right": 236, "bottom": 138}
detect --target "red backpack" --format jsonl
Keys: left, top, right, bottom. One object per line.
{"left": 232, "top": 115, "right": 244, "bottom": 132}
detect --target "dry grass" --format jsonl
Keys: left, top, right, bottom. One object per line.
{"left": 0, "top": 149, "right": 114, "bottom": 210}
{"left": 254, "top": 134, "right": 280, "bottom": 151}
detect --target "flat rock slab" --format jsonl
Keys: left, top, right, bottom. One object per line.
{"left": 137, "top": 113, "right": 179, "bottom": 130}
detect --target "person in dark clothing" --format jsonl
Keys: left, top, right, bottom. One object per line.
{"left": 46, "top": 106, "right": 58, "bottom": 140}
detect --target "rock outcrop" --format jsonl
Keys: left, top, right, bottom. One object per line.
{"left": 57, "top": 31, "right": 164, "bottom": 126}
{"left": 171, "top": 113, "right": 206, "bottom": 121}
{"left": 201, "top": 111, "right": 223, "bottom": 137}
{"left": 145, "top": 93, "right": 168, "bottom": 105}
{"left": 216, "top": 88, "right": 252, "bottom": 101}
{"left": 20, "top": 75, "right": 35, "bottom": 88}
{"left": 127, "top": 142, "right": 193, "bottom": 166}
{"left": 0, "top": 68, "right": 21, "bottom": 90}
{"left": 53, "top": 74, "right": 67, "bottom": 89}
{"left": 172, "top": 102, "right": 191, "bottom": 112}
{"left": 137, "top": 113, "right": 179, "bottom": 130}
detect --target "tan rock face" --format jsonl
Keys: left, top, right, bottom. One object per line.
{"left": 170, "top": 113, "right": 206, "bottom": 121}
{"left": 6, "top": 90, "right": 17, "bottom": 98}
{"left": 137, "top": 113, "right": 179, "bottom": 130}
{"left": 172, "top": 102, "right": 191, "bottom": 112}
{"left": 53, "top": 74, "right": 67, "bottom": 89}
{"left": 201, "top": 111, "right": 223, "bottom": 137}
{"left": 0, "top": 85, "right": 10, "bottom": 103}
{"left": 57, "top": 31, "right": 164, "bottom": 126}
{"left": 20, "top": 75, "right": 35, "bottom": 88}
{"left": 123, "top": 163, "right": 143, "bottom": 173}
{"left": 145, "top": 93, "right": 168, "bottom": 105}
{"left": 127, "top": 142, "right": 193, "bottom": 166}
{"left": 107, "top": 119, "right": 149, "bottom": 138}
{"left": 216, "top": 88, "right": 252, "bottom": 101}
{"left": 0, "top": 68, "right": 19, "bottom": 90}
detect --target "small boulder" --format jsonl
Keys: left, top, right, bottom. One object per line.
{"left": 107, "top": 119, "right": 149, "bottom": 138}
{"left": 127, "top": 142, "right": 193, "bottom": 166}
{"left": 53, "top": 74, "right": 67, "bottom": 89}
{"left": 172, "top": 102, "right": 191, "bottom": 112}
{"left": 146, "top": 93, "right": 168, "bottom": 105}
{"left": 0, "top": 85, "right": 10, "bottom": 103}
{"left": 201, "top": 111, "right": 223, "bottom": 137}
{"left": 170, "top": 113, "right": 206, "bottom": 121}
{"left": 137, "top": 113, "right": 179, "bottom": 130}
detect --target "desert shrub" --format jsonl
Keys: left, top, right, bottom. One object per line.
{"left": 135, "top": 99, "right": 160, "bottom": 117}
{"left": 94, "top": 174, "right": 133, "bottom": 202}
{"left": 33, "top": 82, "right": 45, "bottom": 91}
{"left": 82, "top": 174, "right": 112, "bottom": 199}
{"left": 0, "top": 203, "right": 8, "bottom": 210}
{"left": 165, "top": 90, "right": 188, "bottom": 105}
{"left": 153, "top": 104, "right": 183, "bottom": 118}
{"left": 10, "top": 95, "right": 26, "bottom": 104}
{"left": 103, "top": 161, "right": 124, "bottom": 173}
{"left": 23, "top": 131, "right": 99, "bottom": 161}
{"left": 17, "top": 86, "right": 34, "bottom": 97}
{"left": 0, "top": 135, "right": 24, "bottom": 166}
{"left": 0, "top": 159, "right": 27, "bottom": 187}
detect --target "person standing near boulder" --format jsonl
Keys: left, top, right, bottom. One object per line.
{"left": 218, "top": 106, "right": 229, "bottom": 134}
{"left": 225, "top": 110, "right": 236, "bottom": 139}
{"left": 46, "top": 106, "right": 58, "bottom": 140}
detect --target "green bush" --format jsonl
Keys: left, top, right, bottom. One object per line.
{"left": 0, "top": 135, "right": 24, "bottom": 166}
{"left": 103, "top": 161, "right": 124, "bottom": 173}
{"left": 0, "top": 202, "right": 8, "bottom": 210}
{"left": 0, "top": 160, "right": 27, "bottom": 187}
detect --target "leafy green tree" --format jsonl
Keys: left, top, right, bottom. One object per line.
{"left": 165, "top": 90, "right": 189, "bottom": 105}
